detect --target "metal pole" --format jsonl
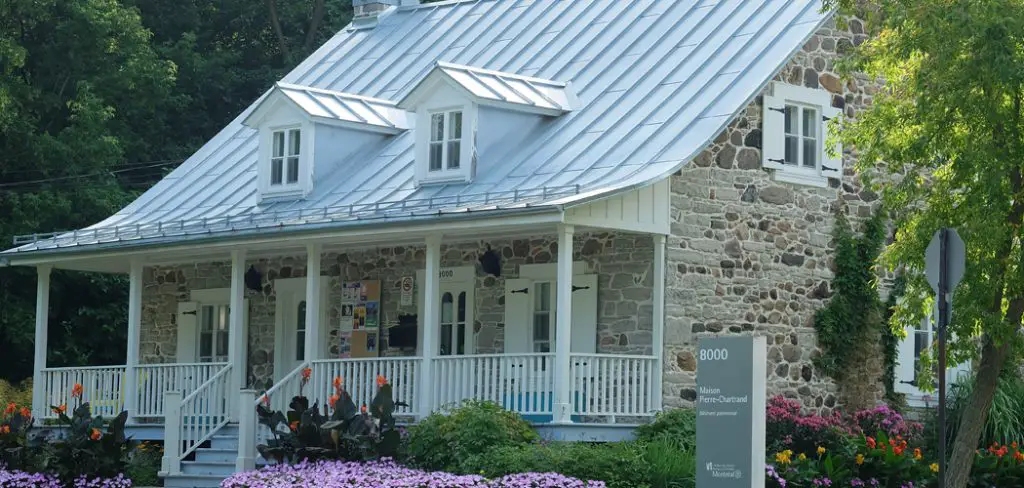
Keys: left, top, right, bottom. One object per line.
{"left": 937, "top": 228, "right": 949, "bottom": 488}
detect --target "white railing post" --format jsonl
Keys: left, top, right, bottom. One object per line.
{"left": 237, "top": 390, "right": 257, "bottom": 472}
{"left": 124, "top": 259, "right": 143, "bottom": 420}
{"left": 32, "top": 265, "right": 52, "bottom": 422}
{"left": 160, "top": 391, "right": 182, "bottom": 476}
{"left": 553, "top": 224, "right": 574, "bottom": 423}
{"left": 228, "top": 249, "right": 248, "bottom": 420}
{"left": 652, "top": 234, "right": 666, "bottom": 412}
{"left": 418, "top": 235, "right": 442, "bottom": 417}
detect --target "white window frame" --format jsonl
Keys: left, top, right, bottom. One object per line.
{"left": 270, "top": 127, "right": 302, "bottom": 187}
{"left": 530, "top": 281, "right": 556, "bottom": 354}
{"left": 413, "top": 88, "right": 475, "bottom": 185}
{"left": 428, "top": 110, "right": 463, "bottom": 173}
{"left": 762, "top": 82, "right": 842, "bottom": 188}
{"left": 259, "top": 120, "right": 314, "bottom": 200}
{"left": 189, "top": 288, "right": 232, "bottom": 364}
{"left": 895, "top": 306, "right": 972, "bottom": 408}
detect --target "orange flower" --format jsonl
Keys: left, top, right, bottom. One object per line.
{"left": 19, "top": 407, "right": 30, "bottom": 419}
{"left": 1012, "top": 442, "right": 1019, "bottom": 449}
{"left": 1014, "top": 450, "right": 1024, "bottom": 462}
{"left": 866, "top": 437, "right": 876, "bottom": 449}
{"left": 289, "top": 421, "right": 299, "bottom": 432}
{"left": 333, "top": 376, "right": 343, "bottom": 391}
{"left": 376, "top": 375, "right": 388, "bottom": 388}
{"left": 0, "top": 425, "right": 10, "bottom": 435}
{"left": 71, "top": 383, "right": 84, "bottom": 399}
{"left": 4, "top": 403, "right": 15, "bottom": 415}
{"left": 360, "top": 404, "right": 368, "bottom": 414}
{"left": 914, "top": 448, "right": 922, "bottom": 460}
{"left": 262, "top": 394, "right": 271, "bottom": 408}
{"left": 89, "top": 428, "right": 101, "bottom": 441}
{"left": 301, "top": 367, "right": 312, "bottom": 381}
{"left": 52, "top": 404, "right": 67, "bottom": 415}
{"left": 329, "top": 394, "right": 340, "bottom": 409}
{"left": 894, "top": 445, "right": 905, "bottom": 456}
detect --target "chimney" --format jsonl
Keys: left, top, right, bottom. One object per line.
{"left": 352, "top": 0, "right": 418, "bottom": 27}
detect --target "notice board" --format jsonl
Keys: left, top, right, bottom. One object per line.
{"left": 339, "top": 280, "right": 380, "bottom": 358}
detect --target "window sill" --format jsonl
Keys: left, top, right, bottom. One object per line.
{"left": 772, "top": 169, "right": 829, "bottom": 188}
{"left": 418, "top": 172, "right": 470, "bottom": 185}
{"left": 261, "top": 186, "right": 308, "bottom": 201}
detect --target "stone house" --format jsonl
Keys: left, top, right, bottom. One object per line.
{"left": 0, "top": 1, "right": 935, "bottom": 486}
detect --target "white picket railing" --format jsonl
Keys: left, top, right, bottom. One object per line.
{"left": 165, "top": 364, "right": 232, "bottom": 468}
{"left": 309, "top": 358, "right": 419, "bottom": 416}
{"left": 134, "top": 363, "right": 227, "bottom": 418}
{"left": 433, "top": 353, "right": 555, "bottom": 416}
{"left": 40, "top": 365, "right": 127, "bottom": 419}
{"left": 570, "top": 353, "right": 658, "bottom": 420}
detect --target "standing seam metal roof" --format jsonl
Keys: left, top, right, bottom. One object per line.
{"left": 5, "top": 0, "right": 830, "bottom": 256}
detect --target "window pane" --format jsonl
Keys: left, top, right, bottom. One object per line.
{"left": 784, "top": 105, "right": 797, "bottom": 135}
{"left": 429, "top": 142, "right": 443, "bottom": 171}
{"left": 273, "top": 131, "right": 285, "bottom": 157}
{"left": 802, "top": 108, "right": 817, "bottom": 138}
{"left": 201, "top": 306, "right": 214, "bottom": 332}
{"left": 457, "top": 292, "right": 466, "bottom": 322}
{"left": 447, "top": 141, "right": 461, "bottom": 169}
{"left": 533, "top": 314, "right": 549, "bottom": 342}
{"left": 440, "top": 324, "right": 453, "bottom": 356}
{"left": 802, "top": 138, "right": 817, "bottom": 169}
{"left": 784, "top": 136, "right": 799, "bottom": 165}
{"left": 441, "top": 292, "right": 453, "bottom": 323}
{"left": 449, "top": 111, "right": 462, "bottom": 140}
{"left": 297, "top": 301, "right": 307, "bottom": 331}
{"left": 534, "top": 282, "right": 550, "bottom": 311}
{"left": 431, "top": 113, "right": 444, "bottom": 142}
{"left": 200, "top": 332, "right": 213, "bottom": 358}
{"left": 219, "top": 305, "right": 229, "bottom": 330}
{"left": 271, "top": 158, "right": 283, "bottom": 185}
{"left": 287, "top": 157, "right": 299, "bottom": 183}
{"left": 296, "top": 331, "right": 305, "bottom": 361}
{"left": 456, "top": 323, "right": 466, "bottom": 355}
{"left": 217, "top": 331, "right": 229, "bottom": 357}
{"left": 289, "top": 129, "right": 301, "bottom": 156}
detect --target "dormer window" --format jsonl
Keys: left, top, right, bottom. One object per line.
{"left": 430, "top": 110, "right": 462, "bottom": 172}
{"left": 271, "top": 128, "right": 302, "bottom": 186}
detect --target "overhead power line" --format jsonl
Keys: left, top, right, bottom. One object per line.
{"left": 0, "top": 159, "right": 183, "bottom": 190}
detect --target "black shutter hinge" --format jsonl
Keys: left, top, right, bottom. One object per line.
{"left": 822, "top": 164, "right": 839, "bottom": 172}
{"left": 571, "top": 285, "right": 590, "bottom": 292}
{"left": 767, "top": 158, "right": 785, "bottom": 164}
{"left": 182, "top": 310, "right": 197, "bottom": 316}
{"left": 768, "top": 106, "right": 786, "bottom": 114}
{"left": 510, "top": 288, "right": 529, "bottom": 294}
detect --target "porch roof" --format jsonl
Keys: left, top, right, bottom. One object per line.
{"left": 3, "top": 0, "right": 831, "bottom": 262}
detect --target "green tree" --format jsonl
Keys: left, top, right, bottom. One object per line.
{"left": 826, "top": 1, "right": 1024, "bottom": 486}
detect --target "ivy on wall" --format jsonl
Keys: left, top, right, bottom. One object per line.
{"left": 813, "top": 209, "right": 888, "bottom": 381}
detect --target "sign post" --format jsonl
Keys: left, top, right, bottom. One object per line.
{"left": 925, "top": 228, "right": 965, "bottom": 488}
{"left": 696, "top": 336, "right": 767, "bottom": 488}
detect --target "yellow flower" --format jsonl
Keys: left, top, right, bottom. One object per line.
{"left": 775, "top": 450, "right": 793, "bottom": 465}
{"left": 817, "top": 446, "right": 826, "bottom": 456}
{"left": 798, "top": 453, "right": 807, "bottom": 461}
{"left": 856, "top": 454, "right": 864, "bottom": 465}
{"left": 930, "top": 463, "right": 939, "bottom": 473}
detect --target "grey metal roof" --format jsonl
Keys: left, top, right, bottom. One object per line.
{"left": 247, "top": 83, "right": 412, "bottom": 133}
{"left": 398, "top": 61, "right": 579, "bottom": 115}
{"left": 5, "top": 0, "right": 830, "bottom": 257}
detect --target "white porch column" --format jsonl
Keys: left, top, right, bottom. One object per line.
{"left": 124, "top": 259, "right": 144, "bottom": 420}
{"left": 304, "top": 243, "right": 322, "bottom": 362}
{"left": 228, "top": 249, "right": 248, "bottom": 420}
{"left": 652, "top": 234, "right": 667, "bottom": 411}
{"left": 418, "top": 234, "right": 442, "bottom": 417}
{"left": 31, "top": 265, "right": 52, "bottom": 421}
{"left": 553, "top": 224, "right": 574, "bottom": 423}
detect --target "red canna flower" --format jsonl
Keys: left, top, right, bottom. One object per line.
{"left": 52, "top": 404, "right": 67, "bottom": 415}
{"left": 262, "top": 394, "right": 271, "bottom": 408}
{"left": 89, "top": 428, "right": 101, "bottom": 441}
{"left": 329, "top": 394, "right": 340, "bottom": 409}
{"left": 19, "top": 407, "right": 30, "bottom": 419}
{"left": 0, "top": 425, "right": 10, "bottom": 435}
{"left": 360, "top": 404, "right": 368, "bottom": 414}
{"left": 866, "top": 437, "right": 876, "bottom": 449}
{"left": 4, "top": 403, "right": 15, "bottom": 415}
{"left": 301, "top": 367, "right": 312, "bottom": 380}
{"left": 71, "top": 383, "right": 84, "bottom": 399}
{"left": 376, "top": 375, "right": 388, "bottom": 388}
{"left": 333, "top": 376, "right": 343, "bottom": 392}
{"left": 1014, "top": 450, "right": 1023, "bottom": 462}
{"left": 289, "top": 421, "right": 299, "bottom": 432}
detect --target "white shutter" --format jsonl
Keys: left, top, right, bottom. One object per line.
{"left": 822, "top": 104, "right": 844, "bottom": 178}
{"left": 176, "top": 301, "right": 199, "bottom": 363}
{"left": 894, "top": 323, "right": 916, "bottom": 395}
{"left": 570, "top": 274, "right": 598, "bottom": 354}
{"left": 761, "top": 91, "right": 786, "bottom": 171}
{"left": 503, "top": 279, "right": 532, "bottom": 354}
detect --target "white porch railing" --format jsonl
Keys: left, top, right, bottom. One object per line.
{"left": 162, "top": 364, "right": 232, "bottom": 474}
{"left": 309, "top": 358, "right": 419, "bottom": 416}
{"left": 134, "top": 363, "right": 227, "bottom": 418}
{"left": 433, "top": 353, "right": 555, "bottom": 416}
{"left": 570, "top": 353, "right": 658, "bottom": 420}
{"left": 40, "top": 365, "right": 127, "bottom": 419}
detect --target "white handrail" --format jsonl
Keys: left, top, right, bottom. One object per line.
{"left": 177, "top": 364, "right": 232, "bottom": 460}
{"left": 135, "top": 363, "right": 227, "bottom": 418}
{"left": 41, "top": 366, "right": 126, "bottom": 419}
{"left": 570, "top": 353, "right": 658, "bottom": 420}
{"left": 433, "top": 354, "right": 554, "bottom": 415}
{"left": 310, "top": 358, "right": 418, "bottom": 416}
{"left": 256, "top": 362, "right": 309, "bottom": 411}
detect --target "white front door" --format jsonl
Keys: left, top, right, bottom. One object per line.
{"left": 274, "top": 277, "right": 330, "bottom": 381}
{"left": 417, "top": 266, "right": 476, "bottom": 356}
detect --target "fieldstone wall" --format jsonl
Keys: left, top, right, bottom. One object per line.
{"left": 140, "top": 232, "right": 655, "bottom": 389}
{"left": 663, "top": 17, "right": 887, "bottom": 414}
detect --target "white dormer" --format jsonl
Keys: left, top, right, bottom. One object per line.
{"left": 244, "top": 83, "right": 411, "bottom": 200}
{"left": 398, "top": 62, "right": 578, "bottom": 186}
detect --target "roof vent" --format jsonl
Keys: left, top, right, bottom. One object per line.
{"left": 353, "top": 0, "right": 417, "bottom": 28}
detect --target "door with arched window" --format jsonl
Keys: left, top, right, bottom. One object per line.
{"left": 417, "top": 266, "right": 475, "bottom": 356}
{"left": 274, "top": 277, "right": 331, "bottom": 381}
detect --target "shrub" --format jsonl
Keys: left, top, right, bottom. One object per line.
{"left": 405, "top": 401, "right": 538, "bottom": 473}
{"left": 1, "top": 400, "right": 37, "bottom": 471}
{"left": 635, "top": 408, "right": 696, "bottom": 452}
{"left": 220, "top": 459, "right": 605, "bottom": 487}
{"left": 946, "top": 372, "right": 1024, "bottom": 447}
{"left": 849, "top": 404, "right": 923, "bottom": 443}
{"left": 766, "top": 396, "right": 851, "bottom": 454}
{"left": 0, "top": 379, "right": 32, "bottom": 409}
{"left": 124, "top": 441, "right": 162, "bottom": 486}
{"left": 41, "top": 400, "right": 133, "bottom": 484}
{"left": 644, "top": 439, "right": 695, "bottom": 488}
{"left": 472, "top": 441, "right": 650, "bottom": 488}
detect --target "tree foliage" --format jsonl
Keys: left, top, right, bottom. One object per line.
{"left": 826, "top": 1, "right": 1024, "bottom": 486}
{"left": 0, "top": 0, "right": 354, "bottom": 381}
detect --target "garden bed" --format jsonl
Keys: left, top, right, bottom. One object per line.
{"left": 220, "top": 459, "right": 606, "bottom": 488}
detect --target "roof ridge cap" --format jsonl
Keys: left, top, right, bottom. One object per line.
{"left": 274, "top": 82, "right": 400, "bottom": 106}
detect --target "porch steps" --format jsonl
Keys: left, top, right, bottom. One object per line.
{"left": 163, "top": 423, "right": 253, "bottom": 488}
